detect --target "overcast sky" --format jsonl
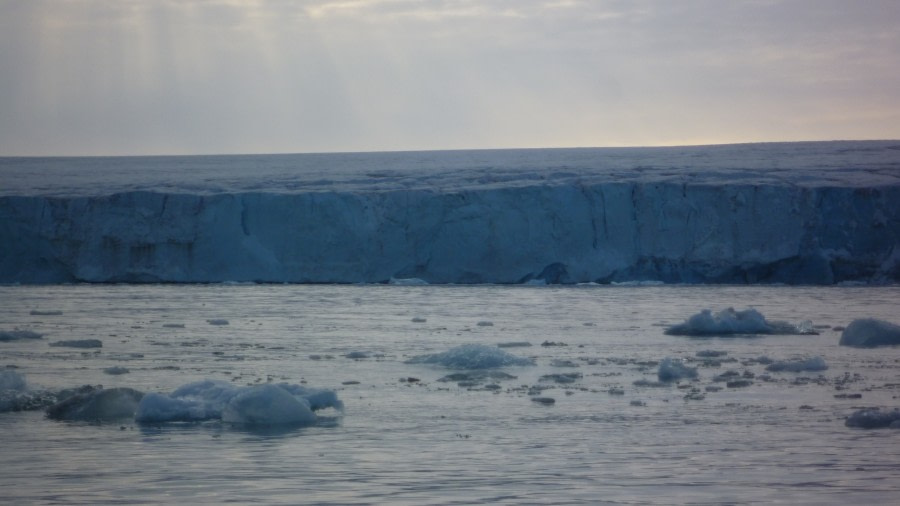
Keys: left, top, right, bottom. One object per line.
{"left": 1, "top": 0, "right": 898, "bottom": 156}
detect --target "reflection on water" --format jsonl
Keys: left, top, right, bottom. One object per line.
{"left": 1, "top": 284, "right": 899, "bottom": 504}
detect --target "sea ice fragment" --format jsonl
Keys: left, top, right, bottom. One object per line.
{"left": 839, "top": 318, "right": 900, "bottom": 347}
{"left": 657, "top": 358, "right": 698, "bottom": 382}
{"left": 405, "top": 344, "right": 534, "bottom": 369}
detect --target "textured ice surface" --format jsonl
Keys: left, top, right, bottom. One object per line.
{"left": 665, "top": 308, "right": 814, "bottom": 336}
{"left": 135, "top": 380, "right": 341, "bottom": 425}
{"left": 765, "top": 357, "right": 828, "bottom": 373}
{"left": 657, "top": 358, "right": 698, "bottom": 382}
{"left": 406, "top": 344, "right": 535, "bottom": 369}
{"left": 2, "top": 141, "right": 899, "bottom": 285}
{"left": 839, "top": 318, "right": 900, "bottom": 347}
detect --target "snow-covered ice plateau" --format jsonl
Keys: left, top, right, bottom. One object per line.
{"left": 2, "top": 141, "right": 899, "bottom": 284}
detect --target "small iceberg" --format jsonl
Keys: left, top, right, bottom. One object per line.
{"left": 765, "top": 357, "right": 828, "bottom": 373}
{"left": 657, "top": 358, "right": 698, "bottom": 382}
{"left": 665, "top": 308, "right": 817, "bottom": 336}
{"left": 839, "top": 318, "right": 900, "bottom": 348}
{"left": 405, "top": 344, "right": 534, "bottom": 369}
{"left": 206, "top": 319, "right": 229, "bottom": 326}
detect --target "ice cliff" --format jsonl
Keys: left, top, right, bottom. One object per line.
{"left": 2, "top": 141, "right": 899, "bottom": 284}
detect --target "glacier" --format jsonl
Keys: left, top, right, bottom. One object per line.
{"left": 1, "top": 141, "right": 899, "bottom": 284}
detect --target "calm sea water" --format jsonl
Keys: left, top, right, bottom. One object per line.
{"left": 1, "top": 284, "right": 899, "bottom": 504}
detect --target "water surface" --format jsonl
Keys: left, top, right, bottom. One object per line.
{"left": 1, "top": 284, "right": 899, "bottom": 504}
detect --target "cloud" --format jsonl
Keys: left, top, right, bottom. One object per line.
{"left": 1, "top": 0, "right": 898, "bottom": 155}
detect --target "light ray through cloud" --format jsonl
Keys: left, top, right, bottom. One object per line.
{"left": 0, "top": 0, "right": 898, "bottom": 155}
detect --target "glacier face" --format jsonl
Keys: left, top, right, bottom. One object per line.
{"left": 2, "top": 141, "right": 899, "bottom": 284}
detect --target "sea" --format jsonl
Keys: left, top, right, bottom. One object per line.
{"left": 1, "top": 282, "right": 899, "bottom": 504}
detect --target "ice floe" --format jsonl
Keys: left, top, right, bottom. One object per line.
{"left": 49, "top": 339, "right": 103, "bottom": 348}
{"left": 405, "top": 344, "right": 534, "bottom": 369}
{"left": 845, "top": 408, "right": 900, "bottom": 429}
{"left": 665, "top": 308, "right": 817, "bottom": 336}
{"left": 0, "top": 329, "right": 42, "bottom": 342}
{"left": 135, "top": 380, "right": 341, "bottom": 426}
{"left": 765, "top": 357, "right": 828, "bottom": 373}
{"left": 839, "top": 318, "right": 900, "bottom": 347}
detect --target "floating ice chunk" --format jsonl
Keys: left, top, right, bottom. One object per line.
{"left": 345, "top": 351, "right": 371, "bottom": 359}
{"left": 0, "top": 370, "right": 27, "bottom": 391}
{"left": 657, "top": 358, "right": 698, "bottom": 382}
{"left": 665, "top": 308, "right": 816, "bottom": 336}
{"left": 135, "top": 380, "right": 341, "bottom": 424}
{"left": 633, "top": 379, "right": 668, "bottom": 388}
{"left": 405, "top": 344, "right": 534, "bottom": 369}
{"left": 29, "top": 310, "right": 63, "bottom": 316}
{"left": 497, "top": 341, "right": 531, "bottom": 348}
{"left": 411, "top": 317, "right": 427, "bottom": 323}
{"left": 389, "top": 277, "right": 428, "bottom": 286}
{"left": 765, "top": 357, "right": 828, "bottom": 373}
{"left": 103, "top": 366, "right": 130, "bottom": 375}
{"left": 539, "top": 373, "right": 582, "bottom": 384}
{"left": 665, "top": 308, "right": 770, "bottom": 335}
{"left": 476, "top": 321, "right": 494, "bottom": 327}
{"left": 839, "top": 318, "right": 900, "bottom": 347}
{"left": 49, "top": 339, "right": 102, "bottom": 348}
{"left": 0, "top": 329, "right": 42, "bottom": 342}
{"left": 162, "top": 323, "right": 185, "bottom": 328}
{"left": 221, "top": 384, "right": 316, "bottom": 426}
{"left": 206, "top": 319, "right": 229, "bottom": 326}
{"left": 46, "top": 387, "right": 144, "bottom": 421}
{"left": 438, "top": 371, "right": 517, "bottom": 384}
{"left": 845, "top": 408, "right": 900, "bottom": 429}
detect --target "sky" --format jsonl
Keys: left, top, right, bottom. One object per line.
{"left": 1, "top": 0, "right": 899, "bottom": 156}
